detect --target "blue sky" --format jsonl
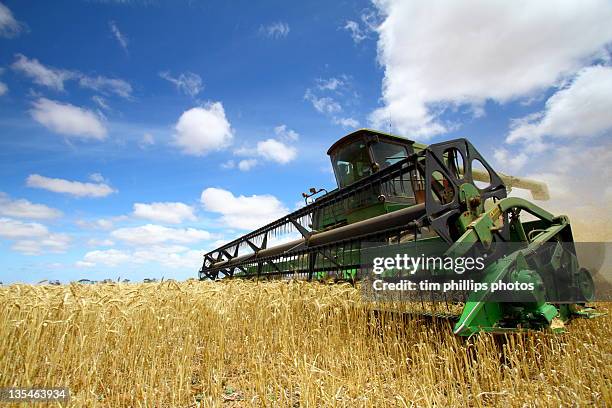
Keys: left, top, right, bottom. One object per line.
{"left": 1, "top": 0, "right": 611, "bottom": 283}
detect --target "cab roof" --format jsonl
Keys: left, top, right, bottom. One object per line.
{"left": 326, "top": 128, "right": 425, "bottom": 156}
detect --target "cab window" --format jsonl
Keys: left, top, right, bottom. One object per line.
{"left": 371, "top": 142, "right": 409, "bottom": 169}
{"left": 332, "top": 141, "right": 373, "bottom": 188}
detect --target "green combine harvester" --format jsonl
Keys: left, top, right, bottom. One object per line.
{"left": 199, "top": 129, "right": 597, "bottom": 335}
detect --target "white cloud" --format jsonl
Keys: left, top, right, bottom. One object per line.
{"left": 221, "top": 160, "right": 235, "bottom": 169}
{"left": 133, "top": 202, "right": 196, "bottom": 224}
{"left": 81, "top": 245, "right": 203, "bottom": 269}
{"left": 231, "top": 126, "right": 299, "bottom": 170}
{"left": 316, "top": 77, "right": 345, "bottom": 91}
{"left": 0, "top": 69, "right": 7, "bottom": 95}
{"left": 30, "top": 98, "right": 107, "bottom": 139}
{"left": 92, "top": 95, "right": 110, "bottom": 110}
{"left": 305, "top": 80, "right": 360, "bottom": 128}
{"left": 173, "top": 103, "right": 233, "bottom": 155}
{"left": 79, "top": 75, "right": 132, "bottom": 98}
{"left": 84, "top": 249, "right": 130, "bottom": 266}
{"left": 492, "top": 148, "right": 529, "bottom": 173}
{"left": 0, "top": 217, "right": 70, "bottom": 255}
{"left": 304, "top": 89, "right": 342, "bottom": 114}
{"left": 26, "top": 174, "right": 117, "bottom": 198}
{"left": 274, "top": 124, "right": 299, "bottom": 141}
{"left": 12, "top": 54, "right": 133, "bottom": 98}
{"left": 159, "top": 71, "right": 203, "bottom": 97}
{"left": 259, "top": 22, "right": 290, "bottom": 38}
{"left": 0, "top": 192, "right": 62, "bottom": 219}
{"left": 89, "top": 173, "right": 106, "bottom": 183}
{"left": 343, "top": 20, "right": 367, "bottom": 44}
{"left": 256, "top": 139, "right": 297, "bottom": 164}
{"left": 111, "top": 224, "right": 212, "bottom": 245}
{"left": 76, "top": 215, "right": 127, "bottom": 230}
{"left": 370, "top": 0, "right": 612, "bottom": 138}
{"left": 342, "top": 10, "right": 379, "bottom": 44}
{"left": 201, "top": 187, "right": 288, "bottom": 230}
{"left": 131, "top": 245, "right": 203, "bottom": 269}
{"left": 333, "top": 117, "right": 360, "bottom": 128}
{"left": 87, "top": 238, "right": 115, "bottom": 247}
{"left": 0, "top": 217, "right": 48, "bottom": 239}
{"left": 139, "top": 132, "right": 155, "bottom": 148}
{"left": 238, "top": 159, "right": 258, "bottom": 171}
{"left": 507, "top": 66, "right": 612, "bottom": 145}
{"left": 0, "top": 2, "right": 25, "bottom": 38}
{"left": 12, "top": 54, "right": 74, "bottom": 91}
{"left": 11, "top": 234, "right": 70, "bottom": 255}
{"left": 109, "top": 21, "right": 128, "bottom": 52}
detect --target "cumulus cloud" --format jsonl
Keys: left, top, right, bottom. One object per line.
{"left": 0, "top": 192, "right": 62, "bottom": 219}
{"left": 26, "top": 174, "right": 117, "bottom": 197}
{"left": 370, "top": 0, "right": 612, "bottom": 138}
{"left": 259, "top": 22, "right": 290, "bottom": 38}
{"left": 238, "top": 159, "right": 258, "bottom": 171}
{"left": 12, "top": 54, "right": 74, "bottom": 91}
{"left": 492, "top": 148, "right": 529, "bottom": 173}
{"left": 0, "top": 217, "right": 70, "bottom": 255}
{"left": 132, "top": 202, "right": 196, "bottom": 224}
{"left": 130, "top": 246, "right": 203, "bottom": 269}
{"left": 201, "top": 187, "right": 288, "bottom": 230}
{"left": 109, "top": 21, "right": 128, "bottom": 52}
{"left": 507, "top": 66, "right": 612, "bottom": 145}
{"left": 492, "top": 65, "right": 612, "bottom": 176}
{"left": 111, "top": 224, "right": 212, "bottom": 245}
{"left": 173, "top": 103, "right": 233, "bottom": 155}
{"left": 274, "top": 124, "right": 299, "bottom": 142}
{"left": 0, "top": 217, "right": 48, "bottom": 239}
{"left": 82, "top": 245, "right": 203, "bottom": 269}
{"left": 256, "top": 139, "right": 297, "bottom": 164}
{"left": 30, "top": 98, "right": 107, "bottom": 139}
{"left": 83, "top": 249, "right": 130, "bottom": 266}
{"left": 159, "top": 71, "right": 203, "bottom": 97}
{"left": 230, "top": 125, "right": 299, "bottom": 170}
{"left": 0, "top": 2, "right": 25, "bottom": 38}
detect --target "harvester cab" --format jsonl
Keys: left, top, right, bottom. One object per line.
{"left": 199, "top": 129, "right": 599, "bottom": 336}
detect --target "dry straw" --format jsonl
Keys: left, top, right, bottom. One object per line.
{"left": 1, "top": 280, "right": 610, "bottom": 407}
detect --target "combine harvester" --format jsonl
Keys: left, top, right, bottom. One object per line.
{"left": 199, "top": 129, "right": 598, "bottom": 335}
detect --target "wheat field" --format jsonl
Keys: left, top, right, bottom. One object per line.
{"left": 0, "top": 280, "right": 610, "bottom": 407}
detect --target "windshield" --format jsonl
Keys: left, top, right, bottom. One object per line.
{"left": 371, "top": 142, "right": 409, "bottom": 169}
{"left": 332, "top": 141, "right": 373, "bottom": 188}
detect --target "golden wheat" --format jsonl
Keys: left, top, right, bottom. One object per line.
{"left": 0, "top": 280, "right": 610, "bottom": 407}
